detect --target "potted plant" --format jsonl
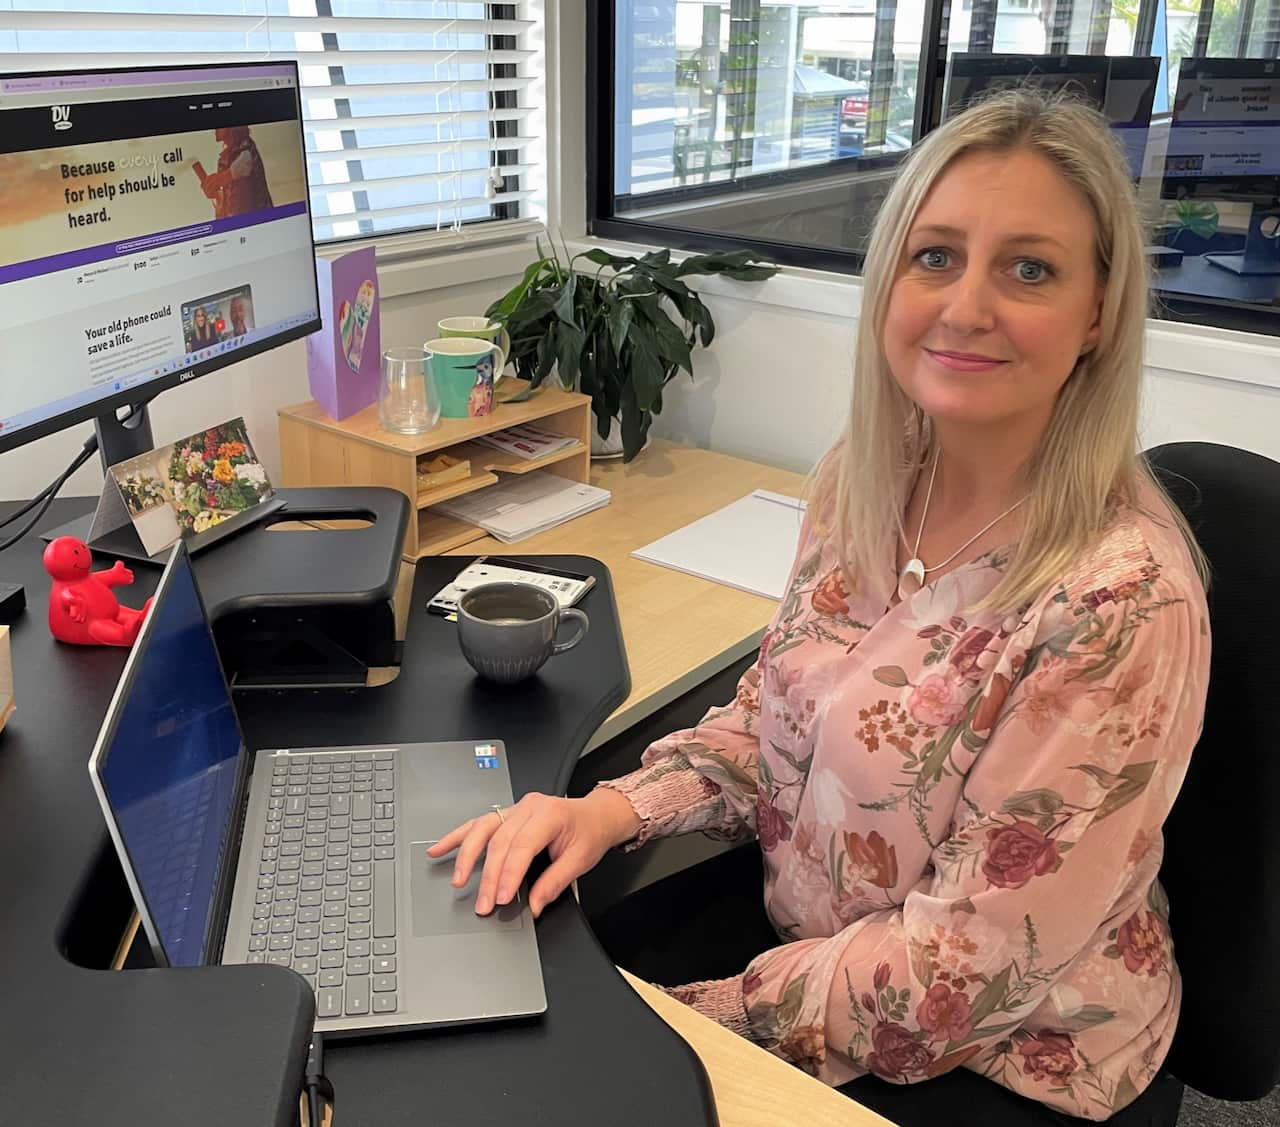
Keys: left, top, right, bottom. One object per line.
{"left": 485, "top": 241, "right": 778, "bottom": 461}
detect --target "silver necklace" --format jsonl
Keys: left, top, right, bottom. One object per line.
{"left": 897, "top": 448, "right": 1029, "bottom": 602}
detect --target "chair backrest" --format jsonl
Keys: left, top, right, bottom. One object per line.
{"left": 1146, "top": 442, "right": 1280, "bottom": 1101}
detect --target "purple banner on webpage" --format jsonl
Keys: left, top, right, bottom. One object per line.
{"left": 0, "top": 200, "right": 309, "bottom": 286}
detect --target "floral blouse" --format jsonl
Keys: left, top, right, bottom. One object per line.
{"left": 601, "top": 485, "right": 1210, "bottom": 1121}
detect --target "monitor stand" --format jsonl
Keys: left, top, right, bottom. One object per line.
{"left": 1205, "top": 204, "right": 1280, "bottom": 276}
{"left": 42, "top": 404, "right": 156, "bottom": 545}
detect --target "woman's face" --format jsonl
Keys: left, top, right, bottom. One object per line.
{"left": 194, "top": 308, "right": 206, "bottom": 327}
{"left": 883, "top": 149, "right": 1104, "bottom": 437}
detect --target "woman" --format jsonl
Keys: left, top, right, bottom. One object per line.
{"left": 429, "top": 91, "right": 1210, "bottom": 1124}
{"left": 188, "top": 306, "right": 216, "bottom": 348}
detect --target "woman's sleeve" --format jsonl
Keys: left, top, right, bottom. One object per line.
{"left": 676, "top": 568, "right": 1208, "bottom": 1094}
{"left": 597, "top": 503, "right": 825, "bottom": 849}
{"left": 597, "top": 661, "right": 766, "bottom": 849}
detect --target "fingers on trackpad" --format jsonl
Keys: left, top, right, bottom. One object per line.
{"left": 415, "top": 842, "right": 524, "bottom": 935}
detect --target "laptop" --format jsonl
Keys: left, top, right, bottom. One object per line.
{"left": 88, "top": 542, "right": 546, "bottom": 1035}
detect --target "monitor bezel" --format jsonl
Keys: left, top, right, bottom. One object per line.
{"left": 942, "top": 53, "right": 1113, "bottom": 124}
{"left": 86, "top": 541, "right": 254, "bottom": 968}
{"left": 0, "top": 58, "right": 321, "bottom": 456}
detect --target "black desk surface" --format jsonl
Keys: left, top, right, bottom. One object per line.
{"left": 0, "top": 498, "right": 718, "bottom": 1127}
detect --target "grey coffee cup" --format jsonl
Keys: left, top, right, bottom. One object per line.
{"left": 456, "top": 582, "right": 589, "bottom": 684}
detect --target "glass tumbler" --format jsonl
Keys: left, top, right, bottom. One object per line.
{"left": 378, "top": 347, "right": 441, "bottom": 435}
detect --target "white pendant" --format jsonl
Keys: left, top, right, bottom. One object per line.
{"left": 897, "top": 557, "right": 925, "bottom": 602}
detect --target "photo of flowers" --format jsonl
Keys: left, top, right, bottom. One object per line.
{"left": 108, "top": 417, "right": 275, "bottom": 556}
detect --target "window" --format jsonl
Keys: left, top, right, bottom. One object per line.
{"left": 590, "top": 1, "right": 1280, "bottom": 336}
{"left": 1, "top": 1, "right": 543, "bottom": 247}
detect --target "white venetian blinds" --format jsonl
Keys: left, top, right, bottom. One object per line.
{"left": 0, "top": 1, "right": 542, "bottom": 244}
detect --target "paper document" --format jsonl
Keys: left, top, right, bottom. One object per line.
{"left": 632, "top": 490, "right": 806, "bottom": 600}
{"left": 433, "top": 470, "right": 610, "bottom": 543}
{"left": 473, "top": 423, "right": 582, "bottom": 461}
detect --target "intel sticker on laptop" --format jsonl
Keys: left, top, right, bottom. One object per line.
{"left": 474, "top": 743, "right": 499, "bottom": 769}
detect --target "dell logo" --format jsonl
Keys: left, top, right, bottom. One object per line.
{"left": 51, "top": 105, "right": 72, "bottom": 131}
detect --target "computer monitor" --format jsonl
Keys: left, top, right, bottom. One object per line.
{"left": 0, "top": 61, "right": 321, "bottom": 463}
{"left": 941, "top": 54, "right": 1160, "bottom": 181}
{"left": 1162, "top": 57, "right": 1280, "bottom": 277}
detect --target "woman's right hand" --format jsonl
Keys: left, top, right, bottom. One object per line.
{"left": 425, "top": 787, "right": 641, "bottom": 919}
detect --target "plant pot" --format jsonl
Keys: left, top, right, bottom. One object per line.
{"left": 590, "top": 415, "right": 652, "bottom": 461}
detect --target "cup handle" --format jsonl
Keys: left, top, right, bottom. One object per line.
{"left": 490, "top": 338, "right": 508, "bottom": 384}
{"left": 551, "top": 608, "right": 588, "bottom": 655}
{"left": 497, "top": 328, "right": 511, "bottom": 379}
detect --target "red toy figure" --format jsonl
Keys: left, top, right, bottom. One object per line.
{"left": 43, "top": 537, "right": 152, "bottom": 647}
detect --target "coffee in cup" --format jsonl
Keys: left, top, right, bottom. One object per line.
{"left": 456, "top": 582, "right": 588, "bottom": 684}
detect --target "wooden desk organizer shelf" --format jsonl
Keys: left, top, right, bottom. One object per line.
{"left": 278, "top": 384, "right": 592, "bottom": 559}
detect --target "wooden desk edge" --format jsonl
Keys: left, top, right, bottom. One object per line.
{"left": 585, "top": 630, "right": 765, "bottom": 753}
{"left": 622, "top": 969, "right": 896, "bottom": 1127}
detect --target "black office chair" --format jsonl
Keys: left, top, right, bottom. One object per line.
{"left": 1146, "top": 442, "right": 1280, "bottom": 1104}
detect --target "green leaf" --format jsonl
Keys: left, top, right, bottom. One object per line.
{"left": 873, "top": 666, "right": 910, "bottom": 688}
{"left": 626, "top": 323, "right": 666, "bottom": 410}
{"left": 553, "top": 322, "right": 586, "bottom": 390}
{"left": 757, "top": 752, "right": 774, "bottom": 792}
{"left": 1071, "top": 763, "right": 1125, "bottom": 788}
{"left": 581, "top": 247, "right": 640, "bottom": 270}
{"left": 534, "top": 324, "right": 558, "bottom": 386}
{"left": 967, "top": 964, "right": 1012, "bottom": 1030}
{"left": 769, "top": 741, "right": 813, "bottom": 777}
{"left": 487, "top": 256, "right": 550, "bottom": 320}
{"left": 1114, "top": 1070, "right": 1140, "bottom": 1110}
{"left": 552, "top": 271, "right": 578, "bottom": 327}
{"left": 608, "top": 300, "right": 634, "bottom": 358}
{"left": 1058, "top": 1005, "right": 1115, "bottom": 1032}
{"left": 1094, "top": 762, "right": 1157, "bottom": 822}
{"left": 777, "top": 973, "right": 809, "bottom": 1030}
{"left": 1174, "top": 198, "right": 1220, "bottom": 241}
{"left": 696, "top": 750, "right": 758, "bottom": 797}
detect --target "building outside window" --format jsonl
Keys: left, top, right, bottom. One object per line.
{"left": 593, "top": 0, "right": 1280, "bottom": 336}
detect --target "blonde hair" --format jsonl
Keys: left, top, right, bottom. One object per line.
{"left": 815, "top": 88, "right": 1207, "bottom": 612}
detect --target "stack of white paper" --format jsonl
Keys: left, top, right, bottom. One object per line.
{"left": 632, "top": 490, "right": 806, "bottom": 599}
{"left": 434, "top": 470, "right": 611, "bottom": 543}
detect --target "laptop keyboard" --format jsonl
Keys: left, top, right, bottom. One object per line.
{"left": 245, "top": 750, "right": 399, "bottom": 1020}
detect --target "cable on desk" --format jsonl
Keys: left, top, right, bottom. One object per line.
{"left": 304, "top": 1032, "right": 334, "bottom": 1127}
{"left": 0, "top": 432, "right": 99, "bottom": 553}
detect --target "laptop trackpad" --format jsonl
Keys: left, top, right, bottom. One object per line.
{"left": 413, "top": 842, "right": 523, "bottom": 935}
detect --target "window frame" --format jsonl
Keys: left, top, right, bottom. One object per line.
{"left": 586, "top": 0, "right": 1280, "bottom": 339}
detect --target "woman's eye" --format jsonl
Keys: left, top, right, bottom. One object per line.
{"left": 916, "top": 248, "right": 950, "bottom": 270}
{"left": 1014, "top": 258, "right": 1052, "bottom": 283}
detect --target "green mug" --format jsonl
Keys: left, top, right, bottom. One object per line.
{"left": 437, "top": 317, "right": 510, "bottom": 382}
{"left": 424, "top": 336, "right": 505, "bottom": 418}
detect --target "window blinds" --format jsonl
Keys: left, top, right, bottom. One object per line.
{"left": 0, "top": 2, "right": 541, "bottom": 244}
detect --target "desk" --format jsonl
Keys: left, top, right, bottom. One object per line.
{"left": 625, "top": 972, "right": 895, "bottom": 1127}
{"left": 451, "top": 439, "right": 809, "bottom": 749}
{"left": 1, "top": 444, "right": 888, "bottom": 1127}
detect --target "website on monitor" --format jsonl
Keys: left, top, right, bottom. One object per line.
{"left": 0, "top": 65, "right": 319, "bottom": 444}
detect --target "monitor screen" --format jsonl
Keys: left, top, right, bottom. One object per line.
{"left": 1164, "top": 57, "right": 1280, "bottom": 184}
{"left": 94, "top": 548, "right": 244, "bottom": 967}
{"left": 0, "top": 62, "right": 320, "bottom": 452}
{"left": 942, "top": 55, "right": 1159, "bottom": 180}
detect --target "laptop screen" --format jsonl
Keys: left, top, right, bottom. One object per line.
{"left": 95, "top": 549, "right": 243, "bottom": 967}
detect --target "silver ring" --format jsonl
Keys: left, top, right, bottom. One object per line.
{"left": 490, "top": 804, "right": 505, "bottom": 824}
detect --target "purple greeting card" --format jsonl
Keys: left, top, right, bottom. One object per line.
{"left": 306, "top": 247, "right": 381, "bottom": 420}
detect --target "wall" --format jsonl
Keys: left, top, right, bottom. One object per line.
{"left": 649, "top": 272, "right": 1280, "bottom": 474}
{"left": 0, "top": 275, "right": 518, "bottom": 503}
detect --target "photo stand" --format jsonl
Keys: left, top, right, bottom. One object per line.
{"left": 76, "top": 474, "right": 287, "bottom": 566}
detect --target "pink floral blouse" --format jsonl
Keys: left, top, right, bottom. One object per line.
{"left": 601, "top": 485, "right": 1209, "bottom": 1121}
